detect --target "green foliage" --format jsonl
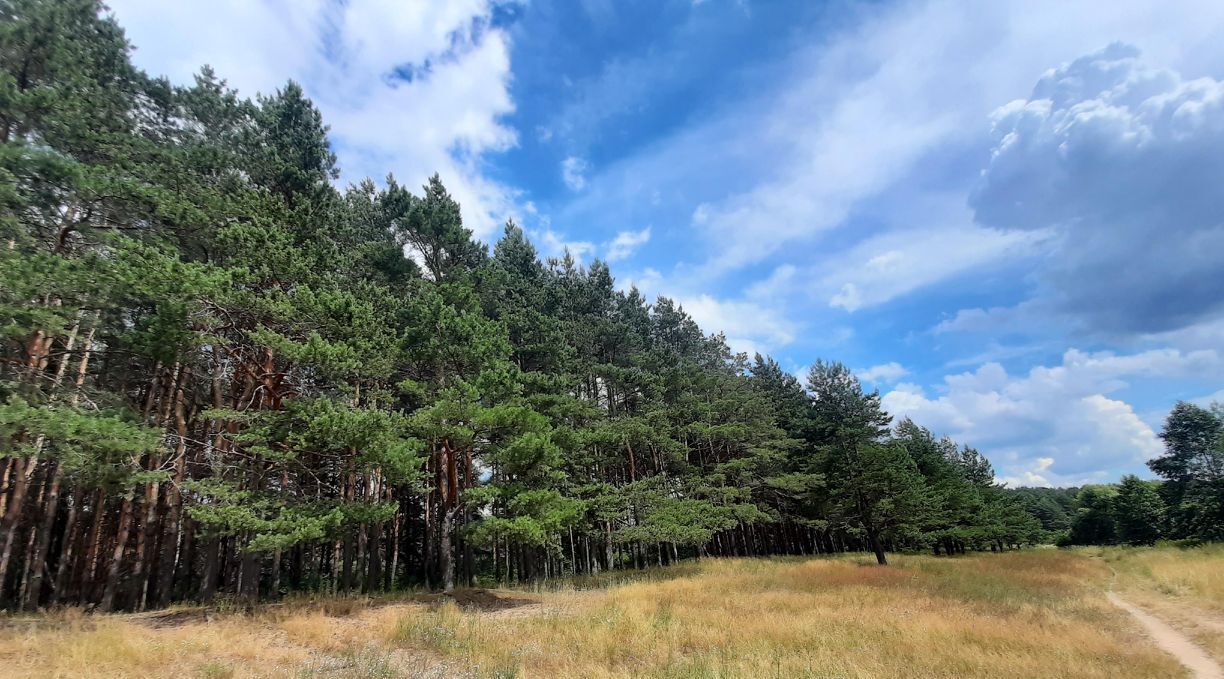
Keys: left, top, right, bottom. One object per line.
{"left": 1068, "top": 486, "right": 1120, "bottom": 545}
{"left": 1114, "top": 475, "right": 1165, "bottom": 545}
{"left": 1149, "top": 401, "right": 1224, "bottom": 541}
{"left": 0, "top": 0, "right": 1150, "bottom": 613}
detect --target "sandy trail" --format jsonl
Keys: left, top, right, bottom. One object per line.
{"left": 1107, "top": 591, "right": 1223, "bottom": 679}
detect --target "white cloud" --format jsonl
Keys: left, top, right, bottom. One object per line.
{"left": 934, "top": 301, "right": 1051, "bottom": 336}
{"left": 615, "top": 267, "right": 664, "bottom": 297}
{"left": 684, "top": 0, "right": 1224, "bottom": 275}
{"left": 604, "top": 227, "right": 651, "bottom": 262}
{"left": 677, "top": 294, "right": 797, "bottom": 356}
{"left": 821, "top": 223, "right": 1046, "bottom": 312}
{"left": 561, "top": 156, "right": 589, "bottom": 191}
{"left": 733, "top": 208, "right": 1046, "bottom": 314}
{"left": 535, "top": 228, "right": 595, "bottom": 262}
{"left": 942, "top": 341, "right": 1055, "bottom": 369}
{"left": 856, "top": 362, "right": 908, "bottom": 384}
{"left": 1139, "top": 315, "right": 1224, "bottom": 353}
{"left": 107, "top": 0, "right": 521, "bottom": 239}
{"left": 969, "top": 43, "right": 1224, "bottom": 334}
{"left": 1194, "top": 389, "right": 1224, "bottom": 408}
{"left": 1000, "top": 456, "right": 1057, "bottom": 487}
{"left": 745, "top": 264, "right": 798, "bottom": 301}
{"left": 104, "top": 0, "right": 327, "bottom": 97}
{"left": 609, "top": 262, "right": 798, "bottom": 358}
{"left": 552, "top": 0, "right": 1224, "bottom": 333}
{"left": 882, "top": 347, "right": 1223, "bottom": 486}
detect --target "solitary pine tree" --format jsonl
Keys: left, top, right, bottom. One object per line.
{"left": 806, "top": 361, "right": 928, "bottom": 565}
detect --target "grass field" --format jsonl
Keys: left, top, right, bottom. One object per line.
{"left": 1092, "top": 543, "right": 1224, "bottom": 665}
{"left": 0, "top": 550, "right": 1199, "bottom": 678}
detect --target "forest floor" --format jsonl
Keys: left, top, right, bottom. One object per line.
{"left": 0, "top": 548, "right": 1215, "bottom": 678}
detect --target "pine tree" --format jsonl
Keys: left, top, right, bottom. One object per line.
{"left": 1149, "top": 401, "right": 1224, "bottom": 540}
{"left": 1114, "top": 475, "right": 1164, "bottom": 545}
{"left": 806, "top": 361, "right": 928, "bottom": 565}
{"left": 0, "top": 0, "right": 1071, "bottom": 610}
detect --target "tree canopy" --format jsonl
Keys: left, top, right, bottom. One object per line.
{"left": 0, "top": 0, "right": 1123, "bottom": 612}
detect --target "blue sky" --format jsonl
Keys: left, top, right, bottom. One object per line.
{"left": 107, "top": 0, "right": 1224, "bottom": 487}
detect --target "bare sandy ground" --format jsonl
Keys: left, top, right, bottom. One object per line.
{"left": 1108, "top": 591, "right": 1223, "bottom": 679}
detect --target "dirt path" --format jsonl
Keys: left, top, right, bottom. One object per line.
{"left": 1107, "top": 591, "right": 1223, "bottom": 679}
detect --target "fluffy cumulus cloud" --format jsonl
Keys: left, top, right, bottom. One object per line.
{"left": 106, "top": 0, "right": 520, "bottom": 239}
{"left": 681, "top": 1, "right": 1224, "bottom": 276}
{"left": 968, "top": 43, "right": 1224, "bottom": 335}
{"left": 882, "top": 347, "right": 1223, "bottom": 486}
{"left": 555, "top": 0, "right": 1224, "bottom": 333}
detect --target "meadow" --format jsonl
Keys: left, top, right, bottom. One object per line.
{"left": 1092, "top": 543, "right": 1224, "bottom": 666}
{"left": 1, "top": 548, "right": 1212, "bottom": 678}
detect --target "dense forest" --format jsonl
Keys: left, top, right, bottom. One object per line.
{"left": 0, "top": 0, "right": 1215, "bottom": 614}
{"left": 1024, "top": 401, "right": 1224, "bottom": 547}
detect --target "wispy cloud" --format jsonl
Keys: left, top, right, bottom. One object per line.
{"left": 604, "top": 227, "right": 651, "bottom": 262}
{"left": 856, "top": 362, "right": 908, "bottom": 384}
{"left": 561, "top": 156, "right": 589, "bottom": 191}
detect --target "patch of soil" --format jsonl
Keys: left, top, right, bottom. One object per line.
{"left": 5, "top": 588, "right": 545, "bottom": 631}
{"left": 1108, "top": 591, "right": 1223, "bottom": 679}
{"left": 418, "top": 588, "right": 539, "bottom": 613}
{"left": 132, "top": 608, "right": 211, "bottom": 629}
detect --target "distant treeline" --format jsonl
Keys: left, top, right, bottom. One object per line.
{"left": 1008, "top": 401, "right": 1224, "bottom": 546}
{"left": 0, "top": 0, "right": 1170, "bottom": 614}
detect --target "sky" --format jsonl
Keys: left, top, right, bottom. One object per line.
{"left": 105, "top": 0, "right": 1224, "bottom": 487}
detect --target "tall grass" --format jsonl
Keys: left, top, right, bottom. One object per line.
{"left": 0, "top": 551, "right": 1186, "bottom": 678}
{"left": 384, "top": 553, "right": 1176, "bottom": 678}
{"left": 1092, "top": 543, "right": 1224, "bottom": 664}
{"left": 1098, "top": 543, "right": 1224, "bottom": 610}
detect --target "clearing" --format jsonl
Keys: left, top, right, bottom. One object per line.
{"left": 0, "top": 549, "right": 1216, "bottom": 678}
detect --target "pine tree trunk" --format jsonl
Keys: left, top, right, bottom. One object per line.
{"left": 329, "top": 538, "right": 341, "bottom": 594}
{"left": 238, "top": 538, "right": 260, "bottom": 602}
{"left": 342, "top": 530, "right": 354, "bottom": 592}
{"left": 199, "top": 537, "right": 220, "bottom": 602}
{"left": 22, "top": 462, "right": 63, "bottom": 610}
{"left": 82, "top": 489, "right": 106, "bottom": 601}
{"left": 0, "top": 456, "right": 30, "bottom": 593}
{"left": 271, "top": 547, "right": 281, "bottom": 598}
{"left": 50, "top": 487, "right": 84, "bottom": 605}
{"left": 132, "top": 468, "right": 160, "bottom": 610}
{"left": 156, "top": 368, "right": 191, "bottom": 606}
{"left": 440, "top": 507, "right": 457, "bottom": 593}
{"left": 16, "top": 463, "right": 49, "bottom": 608}
{"left": 0, "top": 458, "right": 13, "bottom": 524}
{"left": 868, "top": 529, "right": 887, "bottom": 566}
{"left": 364, "top": 522, "right": 380, "bottom": 593}
{"left": 389, "top": 505, "right": 400, "bottom": 589}
{"left": 100, "top": 496, "right": 135, "bottom": 612}
{"left": 178, "top": 518, "right": 196, "bottom": 597}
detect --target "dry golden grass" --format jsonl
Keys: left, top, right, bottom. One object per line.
{"left": 1093, "top": 543, "right": 1224, "bottom": 665}
{"left": 1098, "top": 543, "right": 1224, "bottom": 610}
{"left": 0, "top": 550, "right": 1186, "bottom": 678}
